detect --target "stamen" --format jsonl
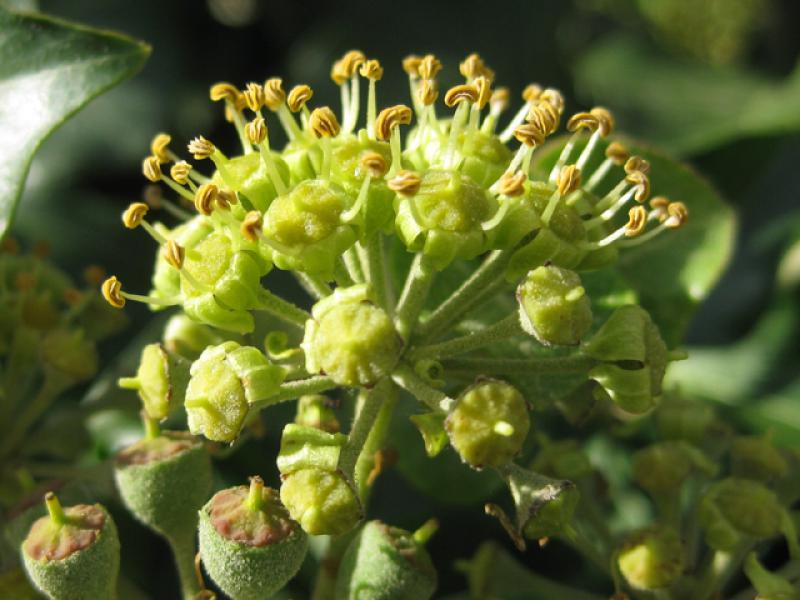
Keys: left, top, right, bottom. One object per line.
{"left": 470, "top": 76, "right": 492, "bottom": 129}
{"left": 483, "top": 172, "right": 526, "bottom": 231}
{"left": 579, "top": 205, "right": 648, "bottom": 249}
{"left": 263, "top": 77, "right": 302, "bottom": 141}
{"left": 309, "top": 107, "right": 341, "bottom": 179}
{"left": 342, "top": 152, "right": 388, "bottom": 223}
{"left": 122, "top": 202, "right": 168, "bottom": 244}
{"left": 142, "top": 156, "right": 162, "bottom": 182}
{"left": 402, "top": 54, "right": 423, "bottom": 114}
{"left": 625, "top": 155, "right": 651, "bottom": 175}
{"left": 418, "top": 54, "right": 442, "bottom": 80}
{"left": 360, "top": 59, "right": 384, "bottom": 139}
{"left": 144, "top": 183, "right": 193, "bottom": 221}
{"left": 584, "top": 141, "right": 629, "bottom": 192}
{"left": 210, "top": 82, "right": 250, "bottom": 153}
{"left": 375, "top": 105, "right": 413, "bottom": 176}
{"left": 170, "top": 161, "right": 193, "bottom": 186}
{"left": 585, "top": 170, "right": 650, "bottom": 228}
{"left": 187, "top": 136, "right": 216, "bottom": 160}
{"left": 574, "top": 107, "right": 614, "bottom": 171}
{"left": 243, "top": 82, "right": 265, "bottom": 113}
{"left": 443, "top": 84, "right": 478, "bottom": 169}
{"left": 194, "top": 183, "right": 219, "bottom": 216}
{"left": 245, "top": 116, "right": 287, "bottom": 195}
{"left": 481, "top": 87, "right": 510, "bottom": 133}
{"left": 549, "top": 110, "right": 599, "bottom": 183}
{"left": 150, "top": 133, "right": 172, "bottom": 164}
{"left": 241, "top": 211, "right": 263, "bottom": 242}
{"left": 163, "top": 239, "right": 212, "bottom": 292}
{"left": 338, "top": 51, "right": 365, "bottom": 134}
{"left": 619, "top": 202, "right": 688, "bottom": 247}
{"left": 542, "top": 165, "right": 581, "bottom": 225}
{"left": 388, "top": 170, "right": 422, "bottom": 197}
{"left": 459, "top": 53, "right": 486, "bottom": 81}
{"left": 498, "top": 83, "right": 542, "bottom": 142}
{"left": 101, "top": 276, "right": 178, "bottom": 309}
{"left": 287, "top": 85, "right": 313, "bottom": 113}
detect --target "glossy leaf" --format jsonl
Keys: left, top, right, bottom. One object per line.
{"left": 574, "top": 35, "right": 800, "bottom": 155}
{"left": 0, "top": 7, "right": 150, "bottom": 236}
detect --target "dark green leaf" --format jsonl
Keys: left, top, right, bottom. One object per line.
{"left": 0, "top": 7, "right": 149, "bottom": 236}
{"left": 574, "top": 35, "right": 800, "bottom": 155}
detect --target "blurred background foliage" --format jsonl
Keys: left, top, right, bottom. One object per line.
{"left": 2, "top": 0, "right": 800, "bottom": 597}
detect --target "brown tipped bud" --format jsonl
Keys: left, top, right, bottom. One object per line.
{"left": 388, "top": 170, "right": 422, "bottom": 196}
{"left": 245, "top": 117, "right": 268, "bottom": 144}
{"left": 606, "top": 141, "right": 630, "bottom": 165}
{"left": 309, "top": 107, "right": 341, "bottom": 138}
{"left": 122, "top": 202, "right": 149, "bottom": 229}
{"left": 194, "top": 183, "right": 219, "bottom": 216}
{"left": 360, "top": 152, "right": 388, "bottom": 179}
{"left": 188, "top": 136, "right": 215, "bottom": 160}
{"left": 263, "top": 78, "right": 286, "bottom": 111}
{"left": 375, "top": 105, "right": 413, "bottom": 141}
{"left": 287, "top": 85, "right": 313, "bottom": 113}
{"left": 241, "top": 211, "right": 263, "bottom": 242}
{"left": 497, "top": 171, "right": 527, "bottom": 197}
{"left": 557, "top": 165, "right": 582, "bottom": 196}
{"left": 150, "top": 133, "right": 171, "bottom": 164}
{"left": 142, "top": 156, "right": 162, "bottom": 182}
{"left": 170, "top": 161, "right": 193, "bottom": 185}
{"left": 359, "top": 59, "right": 384, "bottom": 81}
{"left": 102, "top": 276, "right": 125, "bottom": 309}
{"left": 163, "top": 240, "right": 185, "bottom": 269}
{"left": 243, "top": 82, "right": 265, "bottom": 112}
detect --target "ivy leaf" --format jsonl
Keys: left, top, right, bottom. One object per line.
{"left": 0, "top": 7, "right": 150, "bottom": 237}
{"left": 574, "top": 35, "right": 800, "bottom": 155}
{"left": 534, "top": 137, "right": 736, "bottom": 346}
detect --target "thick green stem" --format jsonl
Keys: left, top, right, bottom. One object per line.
{"left": 343, "top": 247, "right": 365, "bottom": 284}
{"left": 250, "top": 376, "right": 336, "bottom": 411}
{"left": 391, "top": 362, "right": 455, "bottom": 413}
{"left": 416, "top": 249, "right": 512, "bottom": 342}
{"left": 353, "top": 383, "right": 398, "bottom": 500}
{"left": 167, "top": 527, "right": 200, "bottom": 600}
{"left": 366, "top": 235, "right": 392, "bottom": 313}
{"left": 409, "top": 312, "right": 521, "bottom": 360}
{"left": 394, "top": 254, "right": 435, "bottom": 341}
{"left": 338, "top": 378, "right": 391, "bottom": 480}
{"left": 294, "top": 272, "right": 332, "bottom": 300}
{"left": 441, "top": 354, "right": 597, "bottom": 377}
{"left": 257, "top": 290, "right": 310, "bottom": 329}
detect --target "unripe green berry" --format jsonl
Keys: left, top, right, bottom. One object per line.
{"left": 617, "top": 526, "right": 684, "bottom": 590}
{"left": 277, "top": 423, "right": 347, "bottom": 475}
{"left": 445, "top": 379, "right": 530, "bottom": 469}
{"left": 394, "top": 169, "right": 496, "bottom": 270}
{"left": 280, "top": 467, "right": 363, "bottom": 536}
{"left": 516, "top": 265, "right": 592, "bottom": 346}
{"left": 21, "top": 493, "right": 119, "bottom": 600}
{"left": 302, "top": 285, "right": 401, "bottom": 387}
{"left": 115, "top": 430, "right": 212, "bottom": 538}
{"left": 295, "top": 394, "right": 341, "bottom": 433}
{"left": 530, "top": 439, "right": 593, "bottom": 481}
{"left": 335, "top": 520, "right": 437, "bottom": 600}
{"left": 633, "top": 442, "right": 693, "bottom": 494}
{"left": 118, "top": 343, "right": 190, "bottom": 421}
{"left": 731, "top": 436, "right": 789, "bottom": 482}
{"left": 198, "top": 477, "right": 308, "bottom": 600}
{"left": 185, "top": 341, "right": 285, "bottom": 442}
{"left": 40, "top": 329, "right": 98, "bottom": 383}
{"left": 162, "top": 313, "right": 227, "bottom": 361}
{"left": 657, "top": 399, "right": 717, "bottom": 443}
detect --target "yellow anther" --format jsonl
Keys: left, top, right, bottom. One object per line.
{"left": 101, "top": 276, "right": 125, "bottom": 309}
{"left": 665, "top": 202, "right": 688, "bottom": 229}
{"left": 331, "top": 59, "right": 349, "bottom": 85}
{"left": 473, "top": 76, "right": 492, "bottom": 109}
{"left": 375, "top": 105, "right": 413, "bottom": 142}
{"left": 416, "top": 79, "right": 439, "bottom": 106}
{"left": 83, "top": 265, "right": 106, "bottom": 286}
{"left": 625, "top": 205, "right": 648, "bottom": 237}
{"left": 557, "top": 165, "right": 582, "bottom": 196}
{"left": 444, "top": 84, "right": 479, "bottom": 108}
{"left": 418, "top": 54, "right": 443, "bottom": 80}
{"left": 522, "top": 84, "right": 543, "bottom": 102}
{"left": 144, "top": 184, "right": 163, "bottom": 209}
{"left": 162, "top": 240, "right": 186, "bottom": 269}
{"left": 309, "top": 107, "right": 341, "bottom": 138}
{"left": 496, "top": 171, "right": 527, "bottom": 197}
{"left": 0, "top": 236, "right": 20, "bottom": 255}
{"left": 513, "top": 122, "right": 546, "bottom": 147}
{"left": 459, "top": 53, "right": 485, "bottom": 79}
{"left": 122, "top": 202, "right": 149, "bottom": 229}
{"left": 624, "top": 156, "right": 651, "bottom": 175}
{"left": 241, "top": 211, "right": 263, "bottom": 242}
{"left": 360, "top": 59, "right": 384, "bottom": 81}
{"left": 540, "top": 88, "right": 565, "bottom": 114}
{"left": 32, "top": 241, "right": 51, "bottom": 259}
{"left": 649, "top": 196, "right": 670, "bottom": 221}
{"left": 360, "top": 152, "right": 388, "bottom": 178}
{"left": 170, "top": 161, "right": 193, "bottom": 185}
{"left": 263, "top": 78, "right": 286, "bottom": 112}
{"left": 490, "top": 87, "right": 510, "bottom": 112}
{"left": 287, "top": 84, "right": 313, "bottom": 113}
{"left": 625, "top": 170, "right": 651, "bottom": 202}
{"left": 527, "top": 101, "right": 560, "bottom": 135}
{"left": 150, "top": 133, "right": 172, "bottom": 164}
{"left": 243, "top": 82, "right": 265, "bottom": 112}
{"left": 340, "top": 50, "right": 366, "bottom": 77}
{"left": 194, "top": 183, "right": 219, "bottom": 216}
{"left": 209, "top": 82, "right": 240, "bottom": 103}
{"left": 605, "top": 141, "right": 630, "bottom": 165}
{"left": 402, "top": 54, "right": 423, "bottom": 77}
{"left": 387, "top": 170, "right": 422, "bottom": 196}
{"left": 142, "top": 156, "right": 162, "bottom": 182}
{"left": 217, "top": 189, "right": 237, "bottom": 210}
{"left": 187, "top": 136, "right": 215, "bottom": 160}
{"left": 566, "top": 111, "right": 600, "bottom": 133}
{"left": 15, "top": 272, "right": 36, "bottom": 292}
{"left": 245, "top": 117, "right": 267, "bottom": 144}
{"left": 590, "top": 107, "right": 615, "bottom": 136}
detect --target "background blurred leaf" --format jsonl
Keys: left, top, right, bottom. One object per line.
{"left": 0, "top": 7, "right": 149, "bottom": 237}
{"left": 573, "top": 35, "right": 800, "bottom": 155}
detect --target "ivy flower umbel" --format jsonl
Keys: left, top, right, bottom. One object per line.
{"left": 105, "top": 49, "right": 690, "bottom": 550}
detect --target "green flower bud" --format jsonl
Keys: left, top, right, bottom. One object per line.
{"left": 118, "top": 343, "right": 190, "bottom": 421}
{"left": 150, "top": 216, "right": 213, "bottom": 305}
{"left": 445, "top": 379, "right": 530, "bottom": 469}
{"left": 458, "top": 130, "right": 515, "bottom": 189}
{"left": 698, "top": 478, "right": 796, "bottom": 553}
{"left": 617, "top": 526, "right": 684, "bottom": 590}
{"left": 335, "top": 520, "right": 438, "bottom": 600}
{"left": 212, "top": 151, "right": 290, "bottom": 212}
{"left": 21, "top": 493, "right": 119, "bottom": 600}
{"left": 185, "top": 342, "right": 286, "bottom": 442}
{"left": 632, "top": 441, "right": 717, "bottom": 495}
{"left": 516, "top": 265, "right": 593, "bottom": 346}
{"left": 302, "top": 285, "right": 401, "bottom": 387}
{"left": 40, "top": 328, "right": 98, "bottom": 383}
{"left": 115, "top": 430, "right": 212, "bottom": 538}
{"left": 583, "top": 305, "right": 668, "bottom": 414}
{"left": 506, "top": 184, "right": 588, "bottom": 282}
{"left": 731, "top": 436, "right": 789, "bottom": 482}
{"left": 277, "top": 423, "right": 348, "bottom": 475}
{"left": 198, "top": 477, "right": 308, "bottom": 600}
{"left": 656, "top": 399, "right": 717, "bottom": 443}
{"left": 743, "top": 552, "right": 800, "bottom": 600}
{"left": 394, "top": 169, "right": 496, "bottom": 270}
{"left": 295, "top": 394, "right": 341, "bottom": 433}
{"left": 280, "top": 467, "right": 363, "bottom": 536}
{"left": 263, "top": 178, "right": 357, "bottom": 278}
{"left": 162, "top": 312, "right": 228, "bottom": 361}
{"left": 530, "top": 439, "right": 593, "bottom": 481}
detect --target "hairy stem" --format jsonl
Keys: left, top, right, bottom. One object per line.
{"left": 441, "top": 354, "right": 597, "bottom": 376}
{"left": 366, "top": 235, "right": 392, "bottom": 313}
{"left": 394, "top": 254, "right": 435, "bottom": 340}
{"left": 409, "top": 312, "right": 522, "bottom": 360}
{"left": 354, "top": 383, "right": 398, "bottom": 500}
{"left": 250, "top": 376, "right": 336, "bottom": 410}
{"left": 391, "top": 362, "right": 455, "bottom": 413}
{"left": 257, "top": 290, "right": 310, "bottom": 329}
{"left": 167, "top": 527, "right": 200, "bottom": 600}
